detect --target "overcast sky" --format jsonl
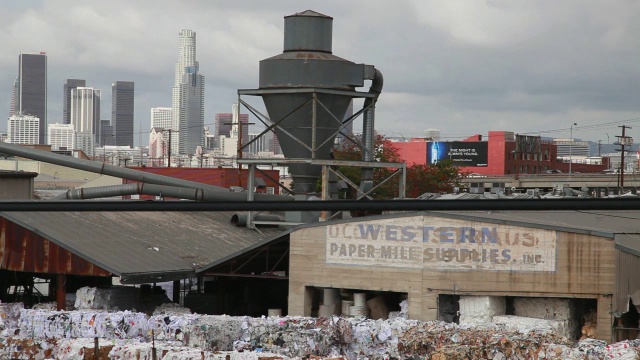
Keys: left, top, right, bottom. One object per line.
{"left": 2, "top": 1, "right": 640, "bottom": 146}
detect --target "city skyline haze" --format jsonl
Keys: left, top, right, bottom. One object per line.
{"left": 1, "top": 1, "right": 640, "bottom": 146}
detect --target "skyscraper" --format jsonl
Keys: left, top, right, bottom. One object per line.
{"left": 112, "top": 81, "right": 135, "bottom": 147}
{"left": 63, "top": 79, "right": 85, "bottom": 125}
{"left": 70, "top": 87, "right": 101, "bottom": 157}
{"left": 172, "top": 29, "right": 204, "bottom": 155}
{"left": 18, "top": 52, "right": 47, "bottom": 144}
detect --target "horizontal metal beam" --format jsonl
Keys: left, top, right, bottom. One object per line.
{"left": 238, "top": 87, "right": 376, "bottom": 98}
{"left": 1, "top": 199, "right": 640, "bottom": 212}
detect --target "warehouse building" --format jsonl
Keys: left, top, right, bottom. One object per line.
{"left": 286, "top": 209, "right": 640, "bottom": 342}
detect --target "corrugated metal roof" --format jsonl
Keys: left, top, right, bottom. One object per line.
{"left": 0, "top": 211, "right": 286, "bottom": 283}
{"left": 615, "top": 234, "right": 640, "bottom": 256}
{"left": 425, "top": 210, "right": 640, "bottom": 238}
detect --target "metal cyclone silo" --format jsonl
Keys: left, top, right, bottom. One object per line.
{"left": 258, "top": 10, "right": 381, "bottom": 194}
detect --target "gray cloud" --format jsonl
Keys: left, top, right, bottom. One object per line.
{"left": 2, "top": 1, "right": 640, "bottom": 144}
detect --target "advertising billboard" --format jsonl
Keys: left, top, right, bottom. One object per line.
{"left": 427, "top": 141, "right": 488, "bottom": 167}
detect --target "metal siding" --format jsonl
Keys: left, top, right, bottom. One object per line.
{"left": 0, "top": 211, "right": 283, "bottom": 282}
{"left": 0, "top": 218, "right": 111, "bottom": 276}
{"left": 616, "top": 250, "right": 640, "bottom": 313}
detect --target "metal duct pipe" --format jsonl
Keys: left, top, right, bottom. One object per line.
{"left": 52, "top": 183, "right": 291, "bottom": 202}
{"left": 0, "top": 142, "right": 289, "bottom": 201}
{"left": 360, "top": 68, "right": 384, "bottom": 196}
{"left": 230, "top": 213, "right": 284, "bottom": 227}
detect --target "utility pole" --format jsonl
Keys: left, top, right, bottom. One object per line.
{"left": 615, "top": 125, "right": 633, "bottom": 188}
{"left": 163, "top": 129, "right": 178, "bottom": 168}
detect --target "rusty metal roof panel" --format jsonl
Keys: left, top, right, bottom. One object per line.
{"left": 0, "top": 211, "right": 285, "bottom": 283}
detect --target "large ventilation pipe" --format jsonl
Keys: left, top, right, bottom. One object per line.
{"left": 360, "top": 68, "right": 384, "bottom": 195}
{"left": 0, "top": 142, "right": 290, "bottom": 201}
{"left": 52, "top": 183, "right": 288, "bottom": 201}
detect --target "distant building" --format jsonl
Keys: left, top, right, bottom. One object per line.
{"left": 100, "top": 120, "right": 114, "bottom": 146}
{"left": 112, "top": 81, "right": 135, "bottom": 147}
{"left": 7, "top": 114, "right": 39, "bottom": 145}
{"left": 150, "top": 107, "right": 176, "bottom": 155}
{"left": 17, "top": 53, "right": 47, "bottom": 144}
{"left": 70, "top": 87, "right": 101, "bottom": 145}
{"left": 425, "top": 128, "right": 441, "bottom": 141}
{"left": 172, "top": 29, "right": 204, "bottom": 156}
{"left": 48, "top": 123, "right": 75, "bottom": 151}
{"left": 554, "top": 138, "right": 590, "bottom": 159}
{"left": 149, "top": 127, "right": 166, "bottom": 166}
{"left": 9, "top": 76, "right": 19, "bottom": 117}
{"left": 393, "top": 130, "right": 608, "bottom": 175}
{"left": 151, "top": 107, "right": 172, "bottom": 129}
{"left": 63, "top": 79, "right": 85, "bottom": 125}
{"left": 215, "top": 112, "right": 249, "bottom": 148}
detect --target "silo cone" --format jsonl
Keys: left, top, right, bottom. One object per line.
{"left": 262, "top": 92, "right": 352, "bottom": 193}
{"left": 259, "top": 10, "right": 369, "bottom": 194}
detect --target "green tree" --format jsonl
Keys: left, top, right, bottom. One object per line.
{"left": 405, "top": 160, "right": 463, "bottom": 198}
{"left": 333, "top": 134, "right": 462, "bottom": 199}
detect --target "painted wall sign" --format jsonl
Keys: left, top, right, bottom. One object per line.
{"left": 325, "top": 217, "right": 557, "bottom": 272}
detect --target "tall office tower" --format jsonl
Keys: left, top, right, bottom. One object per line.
{"left": 9, "top": 77, "right": 19, "bottom": 117}
{"left": 48, "top": 123, "right": 75, "bottom": 150}
{"left": 7, "top": 114, "right": 39, "bottom": 144}
{"left": 112, "top": 81, "right": 135, "bottom": 147}
{"left": 71, "top": 87, "right": 100, "bottom": 156}
{"left": 18, "top": 52, "right": 47, "bottom": 144}
{"left": 63, "top": 79, "right": 86, "bottom": 124}
{"left": 100, "top": 119, "right": 114, "bottom": 146}
{"left": 172, "top": 29, "right": 204, "bottom": 155}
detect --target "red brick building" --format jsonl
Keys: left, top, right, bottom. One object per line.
{"left": 123, "top": 167, "right": 282, "bottom": 199}
{"left": 394, "top": 131, "right": 609, "bottom": 175}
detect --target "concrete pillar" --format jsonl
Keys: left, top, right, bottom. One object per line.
{"left": 596, "top": 295, "right": 613, "bottom": 343}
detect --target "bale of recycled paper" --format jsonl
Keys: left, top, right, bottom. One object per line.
{"left": 323, "top": 288, "right": 340, "bottom": 306}
{"left": 353, "top": 293, "right": 367, "bottom": 307}
{"left": 341, "top": 300, "right": 354, "bottom": 316}
{"left": 267, "top": 308, "right": 282, "bottom": 317}
{"left": 318, "top": 303, "right": 339, "bottom": 317}
{"left": 366, "top": 296, "right": 389, "bottom": 320}
{"left": 349, "top": 305, "right": 368, "bottom": 318}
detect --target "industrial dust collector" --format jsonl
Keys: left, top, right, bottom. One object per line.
{"left": 258, "top": 10, "right": 383, "bottom": 194}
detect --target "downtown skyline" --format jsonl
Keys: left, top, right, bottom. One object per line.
{"left": 2, "top": 1, "right": 640, "bottom": 147}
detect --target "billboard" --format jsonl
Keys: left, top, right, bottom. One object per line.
{"left": 427, "top": 141, "right": 488, "bottom": 167}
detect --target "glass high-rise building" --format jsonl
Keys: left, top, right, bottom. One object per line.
{"left": 18, "top": 52, "right": 47, "bottom": 144}
{"left": 63, "top": 79, "right": 85, "bottom": 125}
{"left": 112, "top": 81, "right": 135, "bottom": 147}
{"left": 172, "top": 29, "right": 204, "bottom": 155}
